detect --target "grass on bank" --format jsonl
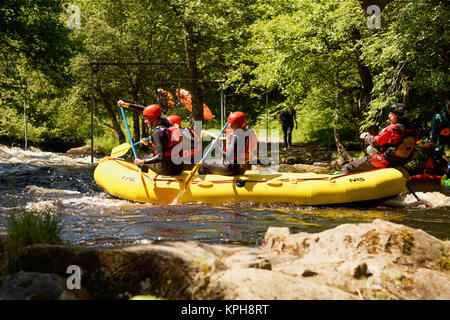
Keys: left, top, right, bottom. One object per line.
{"left": 1, "top": 208, "right": 65, "bottom": 274}
{"left": 6, "top": 208, "right": 64, "bottom": 248}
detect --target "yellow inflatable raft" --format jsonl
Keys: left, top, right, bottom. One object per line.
{"left": 94, "top": 158, "right": 406, "bottom": 205}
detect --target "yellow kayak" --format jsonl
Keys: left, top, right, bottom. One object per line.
{"left": 94, "top": 158, "right": 406, "bottom": 205}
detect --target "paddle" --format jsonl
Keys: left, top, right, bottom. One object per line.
{"left": 172, "top": 122, "right": 229, "bottom": 204}
{"left": 406, "top": 185, "right": 433, "bottom": 208}
{"left": 119, "top": 107, "right": 139, "bottom": 160}
{"left": 119, "top": 106, "right": 151, "bottom": 200}
{"left": 111, "top": 137, "right": 151, "bottom": 158}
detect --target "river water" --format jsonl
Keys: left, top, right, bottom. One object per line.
{"left": 1, "top": 145, "right": 449, "bottom": 249}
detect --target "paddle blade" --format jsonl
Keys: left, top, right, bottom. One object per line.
{"left": 184, "top": 163, "right": 201, "bottom": 188}
{"left": 111, "top": 143, "right": 131, "bottom": 158}
{"left": 170, "top": 163, "right": 201, "bottom": 205}
{"left": 418, "top": 198, "right": 433, "bottom": 208}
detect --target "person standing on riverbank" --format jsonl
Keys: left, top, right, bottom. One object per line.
{"left": 341, "top": 103, "right": 419, "bottom": 175}
{"left": 430, "top": 104, "right": 450, "bottom": 149}
{"left": 278, "top": 105, "right": 297, "bottom": 151}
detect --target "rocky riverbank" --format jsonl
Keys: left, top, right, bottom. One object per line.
{"left": 1, "top": 219, "right": 449, "bottom": 300}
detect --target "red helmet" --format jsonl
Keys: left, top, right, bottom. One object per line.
{"left": 227, "top": 111, "right": 247, "bottom": 128}
{"left": 167, "top": 115, "right": 182, "bottom": 127}
{"left": 143, "top": 104, "right": 162, "bottom": 122}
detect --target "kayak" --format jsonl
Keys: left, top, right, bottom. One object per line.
{"left": 94, "top": 158, "right": 406, "bottom": 205}
{"left": 409, "top": 173, "right": 450, "bottom": 187}
{"left": 410, "top": 173, "right": 443, "bottom": 183}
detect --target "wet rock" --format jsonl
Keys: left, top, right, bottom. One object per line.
{"left": 66, "top": 145, "right": 94, "bottom": 154}
{"left": 203, "top": 268, "right": 355, "bottom": 300}
{"left": 2, "top": 220, "right": 449, "bottom": 300}
{"left": 0, "top": 271, "right": 91, "bottom": 300}
{"left": 27, "top": 146, "right": 42, "bottom": 153}
{"left": 330, "top": 159, "right": 344, "bottom": 171}
{"left": 279, "top": 164, "right": 330, "bottom": 174}
{"left": 261, "top": 219, "right": 450, "bottom": 299}
{"left": 313, "top": 162, "right": 330, "bottom": 168}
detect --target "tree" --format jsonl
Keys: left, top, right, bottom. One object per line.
{"left": 228, "top": 0, "right": 373, "bottom": 154}
{"left": 162, "top": 0, "right": 258, "bottom": 123}
{"left": 361, "top": 0, "right": 450, "bottom": 129}
{"left": 0, "top": 0, "right": 78, "bottom": 86}
{"left": 69, "top": 0, "right": 185, "bottom": 143}
{"left": 0, "top": 0, "right": 82, "bottom": 149}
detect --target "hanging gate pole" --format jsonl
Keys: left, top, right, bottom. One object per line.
{"left": 90, "top": 68, "right": 94, "bottom": 164}
{"left": 220, "top": 85, "right": 224, "bottom": 128}
{"left": 266, "top": 92, "right": 269, "bottom": 145}
{"left": 24, "top": 94, "right": 27, "bottom": 150}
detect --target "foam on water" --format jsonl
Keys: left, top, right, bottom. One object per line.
{"left": 0, "top": 144, "right": 98, "bottom": 167}
{"left": 403, "top": 192, "right": 450, "bottom": 208}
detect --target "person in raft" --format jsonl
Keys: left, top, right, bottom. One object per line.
{"left": 166, "top": 114, "right": 202, "bottom": 168}
{"left": 198, "top": 111, "right": 258, "bottom": 176}
{"left": 340, "top": 103, "right": 419, "bottom": 175}
{"left": 117, "top": 100, "right": 185, "bottom": 175}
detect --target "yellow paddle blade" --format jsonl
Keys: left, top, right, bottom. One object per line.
{"left": 184, "top": 163, "right": 201, "bottom": 188}
{"left": 171, "top": 163, "right": 201, "bottom": 205}
{"left": 110, "top": 143, "right": 131, "bottom": 158}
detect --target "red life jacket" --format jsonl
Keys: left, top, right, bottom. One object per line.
{"left": 224, "top": 127, "right": 258, "bottom": 164}
{"left": 151, "top": 125, "right": 184, "bottom": 160}
{"left": 373, "top": 123, "right": 418, "bottom": 161}
{"left": 180, "top": 127, "right": 202, "bottom": 161}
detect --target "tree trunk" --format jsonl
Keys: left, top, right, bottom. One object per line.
{"left": 334, "top": 113, "right": 353, "bottom": 162}
{"left": 165, "top": 0, "right": 203, "bottom": 126}
{"left": 400, "top": 64, "right": 416, "bottom": 107}
{"left": 333, "top": 92, "right": 353, "bottom": 161}
{"left": 351, "top": 27, "right": 373, "bottom": 107}
{"left": 96, "top": 88, "right": 126, "bottom": 143}
{"left": 183, "top": 23, "right": 203, "bottom": 125}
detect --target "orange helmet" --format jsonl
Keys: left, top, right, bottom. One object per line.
{"left": 167, "top": 115, "right": 182, "bottom": 127}
{"left": 143, "top": 104, "right": 162, "bottom": 122}
{"left": 227, "top": 111, "right": 247, "bottom": 128}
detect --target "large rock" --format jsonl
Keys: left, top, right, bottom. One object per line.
{"left": 0, "top": 271, "right": 91, "bottom": 300}
{"left": 2, "top": 220, "right": 449, "bottom": 300}
{"left": 278, "top": 163, "right": 330, "bottom": 174}
{"left": 66, "top": 145, "right": 94, "bottom": 154}
{"left": 260, "top": 219, "right": 450, "bottom": 300}
{"left": 4, "top": 243, "right": 203, "bottom": 299}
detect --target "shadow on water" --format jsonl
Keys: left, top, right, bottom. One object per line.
{"left": 1, "top": 145, "right": 449, "bottom": 248}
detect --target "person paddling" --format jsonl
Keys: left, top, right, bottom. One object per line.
{"left": 341, "top": 103, "right": 419, "bottom": 176}
{"left": 167, "top": 114, "right": 202, "bottom": 168}
{"left": 117, "top": 100, "right": 184, "bottom": 175}
{"left": 199, "top": 111, "right": 258, "bottom": 176}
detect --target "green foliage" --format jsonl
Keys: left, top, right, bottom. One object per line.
{"left": 361, "top": 0, "right": 450, "bottom": 126}
{"left": 6, "top": 208, "right": 64, "bottom": 248}
{"left": 1, "top": 0, "right": 449, "bottom": 153}
{"left": 2, "top": 208, "right": 64, "bottom": 274}
{"left": 87, "top": 133, "right": 120, "bottom": 155}
{"left": 0, "top": 106, "right": 46, "bottom": 143}
{"left": 1, "top": 0, "right": 80, "bottom": 86}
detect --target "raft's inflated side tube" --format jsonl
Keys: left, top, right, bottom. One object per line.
{"left": 94, "top": 158, "right": 406, "bottom": 205}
